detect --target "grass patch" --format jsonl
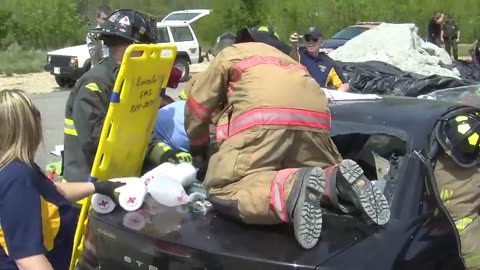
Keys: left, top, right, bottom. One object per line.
{"left": 0, "top": 44, "right": 47, "bottom": 76}
{"left": 458, "top": 43, "right": 471, "bottom": 58}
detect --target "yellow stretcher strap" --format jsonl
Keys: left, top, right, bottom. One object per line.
{"left": 69, "top": 44, "right": 177, "bottom": 270}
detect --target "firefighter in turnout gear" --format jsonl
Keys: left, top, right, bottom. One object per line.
{"left": 63, "top": 9, "right": 158, "bottom": 183}
{"left": 184, "top": 25, "right": 391, "bottom": 249}
{"left": 63, "top": 9, "right": 158, "bottom": 269}
{"left": 433, "top": 111, "right": 480, "bottom": 270}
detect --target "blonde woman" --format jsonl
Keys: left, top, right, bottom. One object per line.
{"left": 0, "top": 89, "right": 123, "bottom": 270}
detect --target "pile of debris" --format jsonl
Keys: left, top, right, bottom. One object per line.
{"left": 329, "top": 23, "right": 460, "bottom": 79}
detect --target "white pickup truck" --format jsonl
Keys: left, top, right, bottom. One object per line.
{"left": 44, "top": 9, "right": 211, "bottom": 88}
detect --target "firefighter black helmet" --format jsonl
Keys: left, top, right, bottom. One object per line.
{"left": 436, "top": 112, "right": 480, "bottom": 167}
{"left": 92, "top": 9, "right": 157, "bottom": 44}
{"left": 235, "top": 25, "right": 292, "bottom": 55}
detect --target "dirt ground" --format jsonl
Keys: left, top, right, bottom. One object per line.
{"left": 0, "top": 60, "right": 212, "bottom": 94}
{"left": 0, "top": 72, "right": 61, "bottom": 94}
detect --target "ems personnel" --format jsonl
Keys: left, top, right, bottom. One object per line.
{"left": 63, "top": 9, "right": 158, "bottom": 183}
{"left": 146, "top": 100, "right": 192, "bottom": 166}
{"left": 442, "top": 14, "right": 460, "bottom": 60}
{"left": 63, "top": 10, "right": 158, "bottom": 270}
{"left": 143, "top": 65, "right": 193, "bottom": 168}
{"left": 289, "top": 27, "right": 349, "bottom": 92}
{"left": 184, "top": 25, "right": 390, "bottom": 249}
{"left": 432, "top": 111, "right": 480, "bottom": 270}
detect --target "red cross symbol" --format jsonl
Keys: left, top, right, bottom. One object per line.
{"left": 127, "top": 197, "right": 137, "bottom": 205}
{"left": 131, "top": 217, "right": 140, "bottom": 224}
{"left": 99, "top": 200, "right": 109, "bottom": 208}
{"left": 144, "top": 177, "right": 152, "bottom": 185}
{"left": 177, "top": 191, "right": 187, "bottom": 202}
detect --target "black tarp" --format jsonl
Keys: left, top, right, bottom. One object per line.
{"left": 335, "top": 60, "right": 475, "bottom": 97}
{"left": 454, "top": 59, "right": 480, "bottom": 82}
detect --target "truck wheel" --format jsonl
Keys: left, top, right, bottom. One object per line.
{"left": 174, "top": 58, "right": 190, "bottom": 82}
{"left": 55, "top": 76, "right": 76, "bottom": 89}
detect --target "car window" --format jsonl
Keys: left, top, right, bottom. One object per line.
{"left": 332, "top": 133, "right": 406, "bottom": 203}
{"left": 164, "top": 12, "right": 201, "bottom": 22}
{"left": 157, "top": 27, "right": 170, "bottom": 43}
{"left": 331, "top": 27, "right": 368, "bottom": 40}
{"left": 171, "top": 26, "right": 194, "bottom": 42}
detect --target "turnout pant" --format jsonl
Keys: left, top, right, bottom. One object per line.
{"left": 205, "top": 128, "right": 342, "bottom": 224}
{"left": 434, "top": 155, "right": 480, "bottom": 270}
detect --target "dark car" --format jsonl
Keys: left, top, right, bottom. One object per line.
{"left": 321, "top": 22, "right": 381, "bottom": 53}
{"left": 88, "top": 93, "right": 469, "bottom": 270}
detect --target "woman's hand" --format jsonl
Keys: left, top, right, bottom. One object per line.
{"left": 16, "top": 254, "right": 53, "bottom": 270}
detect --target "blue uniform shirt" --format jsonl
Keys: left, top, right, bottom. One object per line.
{"left": 298, "top": 48, "right": 346, "bottom": 88}
{"left": 153, "top": 100, "right": 189, "bottom": 152}
{"left": 0, "top": 160, "right": 77, "bottom": 270}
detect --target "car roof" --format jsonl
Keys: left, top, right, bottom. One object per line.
{"left": 329, "top": 95, "right": 461, "bottom": 149}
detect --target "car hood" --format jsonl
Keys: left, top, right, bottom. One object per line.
{"left": 90, "top": 196, "right": 439, "bottom": 269}
{"left": 321, "top": 39, "right": 348, "bottom": 50}
{"left": 47, "top": 44, "right": 89, "bottom": 57}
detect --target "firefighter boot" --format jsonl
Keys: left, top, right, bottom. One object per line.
{"left": 323, "top": 159, "right": 391, "bottom": 225}
{"left": 285, "top": 167, "right": 326, "bottom": 249}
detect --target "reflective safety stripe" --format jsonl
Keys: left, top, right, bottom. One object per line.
{"left": 64, "top": 118, "right": 78, "bottom": 136}
{"left": 465, "top": 253, "right": 480, "bottom": 269}
{"left": 257, "top": 26, "right": 280, "bottom": 39}
{"left": 440, "top": 188, "right": 453, "bottom": 203}
{"left": 455, "top": 217, "right": 473, "bottom": 231}
{"left": 456, "top": 115, "right": 469, "bottom": 122}
{"left": 217, "top": 107, "right": 331, "bottom": 141}
{"left": 178, "top": 89, "right": 188, "bottom": 100}
{"left": 269, "top": 168, "right": 298, "bottom": 222}
{"left": 84, "top": 82, "right": 101, "bottom": 92}
{"left": 149, "top": 142, "right": 172, "bottom": 164}
{"left": 176, "top": 152, "right": 192, "bottom": 163}
{"left": 455, "top": 115, "right": 479, "bottom": 146}
{"left": 186, "top": 96, "right": 210, "bottom": 121}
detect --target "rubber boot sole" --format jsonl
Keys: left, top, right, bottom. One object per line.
{"left": 338, "top": 159, "right": 391, "bottom": 225}
{"left": 293, "top": 167, "right": 325, "bottom": 249}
